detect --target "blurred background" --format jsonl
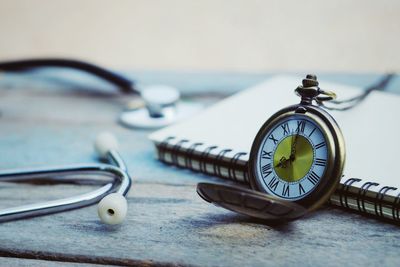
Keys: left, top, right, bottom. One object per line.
{"left": 0, "top": 0, "right": 399, "bottom": 73}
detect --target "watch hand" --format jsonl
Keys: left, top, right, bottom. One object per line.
{"left": 276, "top": 156, "right": 290, "bottom": 168}
{"left": 290, "top": 133, "right": 299, "bottom": 161}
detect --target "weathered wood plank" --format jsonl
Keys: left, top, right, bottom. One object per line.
{"left": 0, "top": 257, "right": 105, "bottom": 267}
{"left": 0, "top": 72, "right": 399, "bottom": 266}
{"left": 0, "top": 182, "right": 399, "bottom": 267}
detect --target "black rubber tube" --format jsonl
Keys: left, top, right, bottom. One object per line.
{"left": 0, "top": 58, "right": 137, "bottom": 94}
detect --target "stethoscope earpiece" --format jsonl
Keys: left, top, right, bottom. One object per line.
{"left": 95, "top": 132, "right": 119, "bottom": 159}
{"left": 119, "top": 85, "right": 203, "bottom": 129}
{"left": 97, "top": 192, "right": 128, "bottom": 225}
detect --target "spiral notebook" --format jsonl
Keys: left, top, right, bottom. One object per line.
{"left": 149, "top": 76, "right": 400, "bottom": 222}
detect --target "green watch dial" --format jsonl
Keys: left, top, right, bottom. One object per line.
{"left": 273, "top": 135, "right": 314, "bottom": 183}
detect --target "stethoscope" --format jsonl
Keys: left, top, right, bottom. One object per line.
{"left": 0, "top": 58, "right": 202, "bottom": 129}
{"left": 0, "top": 132, "right": 131, "bottom": 224}
{"left": 0, "top": 58, "right": 202, "bottom": 224}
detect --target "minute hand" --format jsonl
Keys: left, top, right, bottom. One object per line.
{"left": 290, "top": 133, "right": 299, "bottom": 161}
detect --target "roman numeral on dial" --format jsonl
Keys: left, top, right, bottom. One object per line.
{"left": 262, "top": 150, "right": 272, "bottom": 159}
{"left": 262, "top": 163, "right": 272, "bottom": 177}
{"left": 282, "top": 184, "right": 290, "bottom": 197}
{"left": 298, "top": 183, "right": 305, "bottom": 195}
{"left": 308, "top": 171, "right": 320, "bottom": 185}
{"left": 281, "top": 123, "right": 290, "bottom": 135}
{"left": 315, "top": 142, "right": 326, "bottom": 150}
{"left": 267, "top": 176, "right": 279, "bottom": 191}
{"left": 296, "top": 120, "right": 306, "bottom": 133}
{"left": 269, "top": 134, "right": 278, "bottom": 145}
{"left": 315, "top": 158, "right": 327, "bottom": 166}
{"left": 309, "top": 127, "right": 316, "bottom": 137}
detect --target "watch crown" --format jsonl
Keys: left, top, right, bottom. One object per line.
{"left": 295, "top": 74, "right": 320, "bottom": 105}
{"left": 303, "top": 74, "right": 319, "bottom": 87}
{"left": 295, "top": 74, "right": 336, "bottom": 106}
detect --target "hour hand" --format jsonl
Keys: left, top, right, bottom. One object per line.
{"left": 276, "top": 156, "right": 290, "bottom": 168}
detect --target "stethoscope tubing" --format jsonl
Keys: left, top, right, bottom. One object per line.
{"left": 0, "top": 150, "right": 132, "bottom": 222}
{"left": 0, "top": 58, "right": 138, "bottom": 94}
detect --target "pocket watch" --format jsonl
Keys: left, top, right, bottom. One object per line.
{"left": 197, "top": 74, "right": 345, "bottom": 221}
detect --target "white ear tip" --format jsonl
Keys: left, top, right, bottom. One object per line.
{"left": 97, "top": 193, "right": 127, "bottom": 225}
{"left": 95, "top": 132, "right": 119, "bottom": 158}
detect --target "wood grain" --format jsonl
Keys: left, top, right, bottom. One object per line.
{"left": 0, "top": 258, "right": 108, "bottom": 267}
{"left": 0, "top": 72, "right": 399, "bottom": 266}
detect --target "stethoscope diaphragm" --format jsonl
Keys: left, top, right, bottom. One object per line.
{"left": 119, "top": 85, "right": 203, "bottom": 129}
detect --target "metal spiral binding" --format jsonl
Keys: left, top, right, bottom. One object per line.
{"left": 156, "top": 137, "right": 248, "bottom": 181}
{"left": 171, "top": 139, "right": 189, "bottom": 167}
{"left": 357, "top": 182, "right": 379, "bottom": 213}
{"left": 158, "top": 136, "right": 175, "bottom": 162}
{"left": 199, "top": 146, "right": 218, "bottom": 175}
{"left": 214, "top": 149, "right": 232, "bottom": 177}
{"left": 338, "top": 177, "right": 400, "bottom": 221}
{"left": 185, "top": 142, "right": 203, "bottom": 171}
{"left": 393, "top": 193, "right": 400, "bottom": 221}
{"left": 375, "top": 186, "right": 397, "bottom": 217}
{"left": 340, "top": 178, "right": 361, "bottom": 208}
{"left": 229, "top": 152, "right": 248, "bottom": 183}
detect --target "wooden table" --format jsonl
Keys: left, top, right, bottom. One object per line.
{"left": 0, "top": 70, "right": 399, "bottom": 266}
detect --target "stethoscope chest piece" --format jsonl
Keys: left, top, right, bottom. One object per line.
{"left": 119, "top": 85, "right": 203, "bottom": 129}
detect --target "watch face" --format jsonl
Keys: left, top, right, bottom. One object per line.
{"left": 254, "top": 115, "right": 329, "bottom": 201}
